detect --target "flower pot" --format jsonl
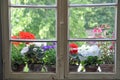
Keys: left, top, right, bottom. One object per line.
{"left": 100, "top": 64, "right": 114, "bottom": 72}
{"left": 85, "top": 65, "right": 98, "bottom": 72}
{"left": 28, "top": 63, "right": 42, "bottom": 72}
{"left": 45, "top": 65, "right": 56, "bottom": 72}
{"left": 69, "top": 65, "right": 79, "bottom": 72}
{"left": 12, "top": 64, "right": 25, "bottom": 72}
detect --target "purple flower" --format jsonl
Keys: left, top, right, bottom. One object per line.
{"left": 42, "top": 45, "right": 55, "bottom": 51}
{"left": 42, "top": 42, "right": 56, "bottom": 51}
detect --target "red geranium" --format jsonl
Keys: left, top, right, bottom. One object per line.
{"left": 11, "top": 31, "right": 35, "bottom": 45}
{"left": 69, "top": 43, "right": 78, "bottom": 55}
{"left": 11, "top": 36, "right": 20, "bottom": 46}
{"left": 19, "top": 31, "right": 35, "bottom": 39}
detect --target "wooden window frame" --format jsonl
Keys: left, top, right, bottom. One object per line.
{"left": 1, "top": 0, "right": 120, "bottom": 80}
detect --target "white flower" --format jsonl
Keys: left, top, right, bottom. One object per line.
{"left": 21, "top": 47, "right": 29, "bottom": 55}
{"left": 33, "top": 48, "right": 37, "bottom": 52}
{"left": 33, "top": 42, "right": 47, "bottom": 47}
{"left": 78, "top": 44, "right": 101, "bottom": 61}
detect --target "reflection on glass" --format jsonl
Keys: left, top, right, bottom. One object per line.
{"left": 11, "top": 0, "right": 56, "bottom": 5}
{"left": 69, "top": 41, "right": 115, "bottom": 72}
{"left": 69, "top": 7, "right": 115, "bottom": 39}
{"left": 10, "top": 8, "right": 56, "bottom": 40}
{"left": 69, "top": 0, "right": 116, "bottom": 4}
{"left": 11, "top": 42, "right": 56, "bottom": 73}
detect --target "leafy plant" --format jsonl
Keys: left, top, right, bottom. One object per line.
{"left": 11, "top": 44, "right": 26, "bottom": 71}
{"left": 21, "top": 44, "right": 45, "bottom": 64}
{"left": 99, "top": 42, "right": 114, "bottom": 64}
{"left": 69, "top": 43, "right": 80, "bottom": 65}
{"left": 81, "top": 56, "right": 102, "bottom": 67}
{"left": 69, "top": 56, "right": 80, "bottom": 65}
{"left": 101, "top": 53, "right": 114, "bottom": 64}
{"left": 43, "top": 48, "right": 56, "bottom": 65}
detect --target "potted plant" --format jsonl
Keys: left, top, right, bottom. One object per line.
{"left": 21, "top": 44, "right": 45, "bottom": 72}
{"left": 69, "top": 43, "right": 80, "bottom": 72}
{"left": 69, "top": 56, "right": 80, "bottom": 72}
{"left": 42, "top": 43, "right": 56, "bottom": 72}
{"left": 81, "top": 56, "right": 102, "bottom": 72}
{"left": 78, "top": 44, "right": 102, "bottom": 72}
{"left": 100, "top": 52, "right": 114, "bottom": 72}
{"left": 11, "top": 44, "right": 26, "bottom": 72}
{"left": 99, "top": 42, "right": 115, "bottom": 72}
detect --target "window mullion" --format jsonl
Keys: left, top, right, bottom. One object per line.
{"left": 116, "top": 0, "right": 120, "bottom": 78}
{"left": 57, "top": 0, "right": 68, "bottom": 79}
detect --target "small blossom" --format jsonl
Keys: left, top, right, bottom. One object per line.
{"left": 109, "top": 45, "right": 114, "bottom": 50}
{"left": 21, "top": 47, "right": 29, "bottom": 55}
{"left": 93, "top": 27, "right": 102, "bottom": 34}
{"left": 33, "top": 48, "right": 37, "bottom": 52}
{"left": 42, "top": 45, "right": 54, "bottom": 51}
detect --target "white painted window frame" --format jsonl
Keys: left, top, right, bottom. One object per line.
{"left": 1, "top": 0, "right": 120, "bottom": 80}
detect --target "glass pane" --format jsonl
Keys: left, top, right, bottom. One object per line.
{"left": 10, "top": 8, "right": 56, "bottom": 40}
{"left": 69, "top": 7, "right": 115, "bottom": 39}
{"left": 69, "top": 41, "right": 115, "bottom": 72}
{"left": 69, "top": 0, "right": 116, "bottom": 4}
{"left": 11, "top": 0, "right": 56, "bottom": 5}
{"left": 11, "top": 41, "right": 56, "bottom": 73}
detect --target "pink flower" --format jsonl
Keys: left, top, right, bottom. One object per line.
{"left": 93, "top": 27, "right": 102, "bottom": 34}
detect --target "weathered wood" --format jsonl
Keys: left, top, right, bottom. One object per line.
{"left": 0, "top": 0, "right": 3, "bottom": 80}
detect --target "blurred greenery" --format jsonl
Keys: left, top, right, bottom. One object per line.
{"left": 43, "top": 49, "right": 56, "bottom": 65}
{"left": 11, "top": 0, "right": 115, "bottom": 39}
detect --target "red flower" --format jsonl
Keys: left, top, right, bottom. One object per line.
{"left": 19, "top": 31, "right": 35, "bottom": 44}
{"left": 69, "top": 43, "right": 78, "bottom": 55}
{"left": 19, "top": 31, "right": 35, "bottom": 39}
{"left": 110, "top": 45, "right": 114, "bottom": 50}
{"left": 11, "top": 36, "right": 20, "bottom": 46}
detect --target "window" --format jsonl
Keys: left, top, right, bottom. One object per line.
{"left": 1, "top": 0, "right": 120, "bottom": 80}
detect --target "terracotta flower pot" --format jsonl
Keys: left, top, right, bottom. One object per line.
{"left": 100, "top": 64, "right": 114, "bottom": 72}
{"left": 46, "top": 65, "right": 56, "bottom": 72}
{"left": 69, "top": 65, "right": 79, "bottom": 72}
{"left": 12, "top": 64, "right": 25, "bottom": 72}
{"left": 85, "top": 65, "right": 98, "bottom": 72}
{"left": 28, "top": 63, "right": 42, "bottom": 72}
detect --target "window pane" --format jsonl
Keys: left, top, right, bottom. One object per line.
{"left": 10, "top": 8, "right": 56, "bottom": 40}
{"left": 11, "top": 42, "right": 56, "bottom": 73}
{"left": 69, "top": 41, "right": 115, "bottom": 72}
{"left": 69, "top": 0, "right": 116, "bottom": 4}
{"left": 69, "top": 7, "right": 115, "bottom": 39}
{"left": 11, "top": 0, "right": 56, "bottom": 5}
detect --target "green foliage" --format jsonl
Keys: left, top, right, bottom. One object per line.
{"left": 43, "top": 49, "right": 56, "bottom": 65}
{"left": 11, "top": 0, "right": 56, "bottom": 39}
{"left": 11, "top": 0, "right": 115, "bottom": 39}
{"left": 81, "top": 56, "right": 102, "bottom": 67}
{"left": 24, "top": 44, "right": 45, "bottom": 64}
{"left": 11, "top": 0, "right": 56, "bottom": 5}
{"left": 11, "top": 44, "right": 26, "bottom": 65}
{"left": 69, "top": 56, "right": 80, "bottom": 65}
{"left": 101, "top": 54, "right": 114, "bottom": 64}
{"left": 99, "top": 42, "right": 114, "bottom": 64}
